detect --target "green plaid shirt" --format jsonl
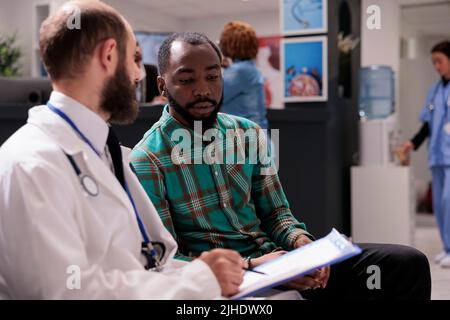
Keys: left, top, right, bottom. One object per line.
{"left": 131, "top": 106, "right": 312, "bottom": 261}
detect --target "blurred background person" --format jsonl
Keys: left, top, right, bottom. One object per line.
{"left": 219, "top": 21, "right": 268, "bottom": 129}
{"left": 136, "top": 42, "right": 167, "bottom": 106}
{"left": 135, "top": 42, "right": 146, "bottom": 103}
{"left": 397, "top": 41, "right": 450, "bottom": 268}
{"left": 144, "top": 63, "right": 167, "bottom": 106}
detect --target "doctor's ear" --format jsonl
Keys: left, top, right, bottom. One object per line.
{"left": 99, "top": 39, "right": 118, "bottom": 74}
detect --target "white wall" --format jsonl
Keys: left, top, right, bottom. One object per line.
{"left": 361, "top": 0, "right": 401, "bottom": 75}
{"left": 0, "top": 0, "right": 34, "bottom": 76}
{"left": 1, "top": 0, "right": 278, "bottom": 77}
{"left": 1, "top": 0, "right": 183, "bottom": 77}
{"left": 104, "top": 0, "right": 183, "bottom": 32}
{"left": 104, "top": 3, "right": 279, "bottom": 39}
{"left": 181, "top": 10, "right": 279, "bottom": 42}
{"left": 0, "top": 0, "right": 14, "bottom": 34}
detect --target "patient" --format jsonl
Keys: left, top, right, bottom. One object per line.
{"left": 131, "top": 32, "right": 432, "bottom": 300}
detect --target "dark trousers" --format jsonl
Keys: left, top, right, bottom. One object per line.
{"left": 301, "top": 243, "right": 431, "bottom": 300}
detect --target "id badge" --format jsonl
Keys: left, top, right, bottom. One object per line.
{"left": 445, "top": 122, "right": 450, "bottom": 135}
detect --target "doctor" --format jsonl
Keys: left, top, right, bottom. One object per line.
{"left": 399, "top": 41, "right": 450, "bottom": 268}
{"left": 0, "top": 1, "right": 245, "bottom": 299}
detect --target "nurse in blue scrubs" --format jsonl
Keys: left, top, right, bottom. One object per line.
{"left": 399, "top": 41, "right": 450, "bottom": 268}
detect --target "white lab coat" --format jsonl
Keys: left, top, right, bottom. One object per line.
{"left": 0, "top": 105, "right": 222, "bottom": 299}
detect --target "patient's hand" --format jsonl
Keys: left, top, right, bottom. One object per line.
{"left": 250, "top": 250, "right": 329, "bottom": 291}
{"left": 250, "top": 251, "right": 286, "bottom": 267}
{"left": 198, "top": 249, "right": 245, "bottom": 297}
{"left": 282, "top": 270, "right": 324, "bottom": 291}
{"left": 293, "top": 235, "right": 331, "bottom": 289}
{"left": 294, "top": 234, "right": 313, "bottom": 248}
{"left": 286, "top": 266, "right": 331, "bottom": 291}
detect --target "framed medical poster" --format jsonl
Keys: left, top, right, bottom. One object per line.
{"left": 281, "top": 36, "right": 328, "bottom": 102}
{"left": 280, "top": 0, "right": 328, "bottom": 36}
{"left": 135, "top": 32, "right": 171, "bottom": 66}
{"left": 257, "top": 36, "right": 283, "bottom": 109}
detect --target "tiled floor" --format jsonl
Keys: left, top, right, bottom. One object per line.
{"left": 415, "top": 214, "right": 450, "bottom": 300}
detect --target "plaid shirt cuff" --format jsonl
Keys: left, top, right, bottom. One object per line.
{"left": 286, "top": 229, "right": 315, "bottom": 249}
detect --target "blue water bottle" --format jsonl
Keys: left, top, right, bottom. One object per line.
{"left": 359, "top": 66, "right": 395, "bottom": 120}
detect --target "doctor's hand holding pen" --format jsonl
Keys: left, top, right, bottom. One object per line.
{"left": 198, "top": 249, "right": 245, "bottom": 297}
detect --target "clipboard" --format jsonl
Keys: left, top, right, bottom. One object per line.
{"left": 232, "top": 229, "right": 362, "bottom": 300}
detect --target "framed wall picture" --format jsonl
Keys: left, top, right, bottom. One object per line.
{"left": 281, "top": 36, "right": 328, "bottom": 102}
{"left": 135, "top": 32, "right": 171, "bottom": 66}
{"left": 280, "top": 0, "right": 328, "bottom": 36}
{"left": 257, "top": 36, "right": 283, "bottom": 109}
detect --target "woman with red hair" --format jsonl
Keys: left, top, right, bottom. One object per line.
{"left": 219, "top": 21, "right": 268, "bottom": 129}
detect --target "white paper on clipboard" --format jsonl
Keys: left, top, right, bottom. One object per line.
{"left": 232, "top": 229, "right": 362, "bottom": 300}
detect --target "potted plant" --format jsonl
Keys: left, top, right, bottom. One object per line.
{"left": 0, "top": 32, "right": 22, "bottom": 77}
{"left": 338, "top": 32, "right": 359, "bottom": 98}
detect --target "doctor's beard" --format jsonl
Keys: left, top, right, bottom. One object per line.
{"left": 100, "top": 59, "right": 139, "bottom": 125}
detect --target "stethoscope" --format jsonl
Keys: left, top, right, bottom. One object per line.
{"left": 46, "top": 102, "right": 164, "bottom": 271}
{"left": 65, "top": 152, "right": 99, "bottom": 197}
{"left": 428, "top": 80, "right": 450, "bottom": 113}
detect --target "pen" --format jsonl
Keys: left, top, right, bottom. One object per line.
{"left": 243, "top": 268, "right": 267, "bottom": 275}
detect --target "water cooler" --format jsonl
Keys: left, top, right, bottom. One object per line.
{"left": 358, "top": 65, "right": 399, "bottom": 167}
{"left": 359, "top": 114, "right": 399, "bottom": 167}
{"left": 351, "top": 66, "right": 415, "bottom": 246}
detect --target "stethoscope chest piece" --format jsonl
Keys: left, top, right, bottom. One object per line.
{"left": 81, "top": 175, "right": 99, "bottom": 197}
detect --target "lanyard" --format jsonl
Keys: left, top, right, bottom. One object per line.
{"left": 429, "top": 81, "right": 450, "bottom": 118}
{"left": 46, "top": 103, "right": 152, "bottom": 245}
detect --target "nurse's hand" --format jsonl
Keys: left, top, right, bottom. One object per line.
{"left": 198, "top": 249, "right": 245, "bottom": 297}
{"left": 399, "top": 141, "right": 414, "bottom": 155}
{"left": 396, "top": 141, "right": 414, "bottom": 165}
